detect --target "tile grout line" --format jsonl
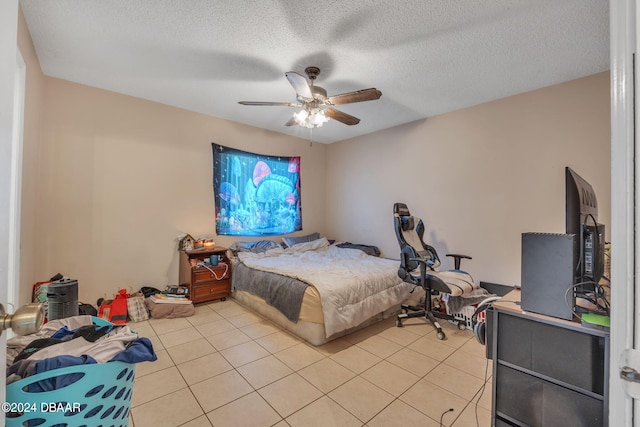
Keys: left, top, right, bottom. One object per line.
{"left": 131, "top": 300, "right": 491, "bottom": 426}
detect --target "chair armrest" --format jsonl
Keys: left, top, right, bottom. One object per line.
{"left": 408, "top": 257, "right": 451, "bottom": 294}
{"left": 407, "top": 257, "right": 433, "bottom": 288}
{"left": 445, "top": 253, "right": 472, "bottom": 270}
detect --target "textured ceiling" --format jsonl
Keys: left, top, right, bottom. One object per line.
{"left": 20, "top": 0, "right": 609, "bottom": 144}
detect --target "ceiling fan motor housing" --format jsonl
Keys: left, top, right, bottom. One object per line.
{"left": 310, "top": 86, "right": 327, "bottom": 99}
{"left": 305, "top": 66, "right": 321, "bottom": 81}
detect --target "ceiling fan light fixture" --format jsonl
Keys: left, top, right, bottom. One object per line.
{"left": 293, "top": 109, "right": 308, "bottom": 122}
{"left": 293, "top": 107, "right": 329, "bottom": 128}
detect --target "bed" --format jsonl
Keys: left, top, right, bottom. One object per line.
{"left": 231, "top": 237, "right": 413, "bottom": 345}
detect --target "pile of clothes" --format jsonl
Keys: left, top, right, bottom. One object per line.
{"left": 6, "top": 315, "right": 156, "bottom": 392}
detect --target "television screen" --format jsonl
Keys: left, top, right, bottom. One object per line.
{"left": 565, "top": 167, "right": 605, "bottom": 285}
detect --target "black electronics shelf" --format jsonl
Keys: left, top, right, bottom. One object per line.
{"left": 491, "top": 290, "right": 609, "bottom": 427}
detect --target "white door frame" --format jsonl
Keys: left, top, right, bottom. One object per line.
{"left": 9, "top": 48, "right": 25, "bottom": 313}
{"left": 0, "top": 1, "right": 20, "bottom": 421}
{"left": 609, "top": 0, "right": 636, "bottom": 425}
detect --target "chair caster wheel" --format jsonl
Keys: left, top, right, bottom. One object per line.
{"left": 396, "top": 319, "right": 404, "bottom": 328}
{"left": 458, "top": 322, "right": 466, "bottom": 330}
{"left": 437, "top": 331, "right": 445, "bottom": 340}
{"left": 221, "top": 297, "right": 227, "bottom": 301}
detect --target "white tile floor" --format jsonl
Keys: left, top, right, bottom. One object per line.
{"left": 128, "top": 298, "right": 493, "bottom": 427}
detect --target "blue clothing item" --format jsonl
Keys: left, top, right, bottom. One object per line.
{"left": 30, "top": 355, "right": 97, "bottom": 392}
{"left": 110, "top": 338, "right": 157, "bottom": 363}
{"left": 50, "top": 325, "right": 75, "bottom": 339}
{"left": 51, "top": 324, "right": 114, "bottom": 341}
{"left": 18, "top": 337, "right": 154, "bottom": 395}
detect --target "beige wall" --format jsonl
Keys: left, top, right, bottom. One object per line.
{"left": 17, "top": 6, "right": 45, "bottom": 306}
{"left": 325, "top": 72, "right": 611, "bottom": 287}
{"left": 34, "top": 79, "right": 326, "bottom": 304}
{"left": 17, "top": 3, "right": 609, "bottom": 302}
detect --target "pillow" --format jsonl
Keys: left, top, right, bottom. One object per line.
{"left": 282, "top": 232, "right": 321, "bottom": 248}
{"left": 229, "top": 240, "right": 281, "bottom": 255}
{"left": 288, "top": 237, "right": 330, "bottom": 252}
{"left": 336, "top": 242, "right": 381, "bottom": 257}
{"left": 251, "top": 240, "right": 281, "bottom": 252}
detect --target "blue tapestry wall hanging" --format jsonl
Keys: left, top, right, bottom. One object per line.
{"left": 212, "top": 143, "right": 302, "bottom": 236}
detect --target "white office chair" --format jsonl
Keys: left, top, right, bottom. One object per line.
{"left": 393, "top": 202, "right": 479, "bottom": 339}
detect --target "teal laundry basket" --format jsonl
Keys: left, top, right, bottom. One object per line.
{"left": 5, "top": 317, "right": 137, "bottom": 427}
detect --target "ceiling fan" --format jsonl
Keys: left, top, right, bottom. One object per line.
{"left": 238, "top": 66, "right": 382, "bottom": 128}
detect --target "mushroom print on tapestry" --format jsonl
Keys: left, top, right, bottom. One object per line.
{"left": 212, "top": 143, "right": 301, "bottom": 236}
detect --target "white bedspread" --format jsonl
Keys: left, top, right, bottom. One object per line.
{"left": 238, "top": 239, "right": 412, "bottom": 337}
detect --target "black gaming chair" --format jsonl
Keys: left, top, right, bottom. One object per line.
{"left": 393, "top": 202, "right": 477, "bottom": 339}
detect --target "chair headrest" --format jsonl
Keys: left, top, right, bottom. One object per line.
{"left": 393, "top": 203, "right": 411, "bottom": 217}
{"left": 400, "top": 216, "right": 415, "bottom": 231}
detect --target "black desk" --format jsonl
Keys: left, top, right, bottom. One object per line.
{"left": 491, "top": 290, "right": 609, "bottom": 427}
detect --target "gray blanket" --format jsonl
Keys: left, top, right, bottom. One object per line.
{"left": 232, "top": 262, "right": 309, "bottom": 323}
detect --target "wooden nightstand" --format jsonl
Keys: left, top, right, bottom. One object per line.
{"left": 178, "top": 247, "right": 231, "bottom": 303}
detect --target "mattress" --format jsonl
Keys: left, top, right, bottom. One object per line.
{"left": 231, "top": 238, "right": 413, "bottom": 344}
{"left": 232, "top": 290, "right": 399, "bottom": 346}
{"left": 232, "top": 290, "right": 327, "bottom": 345}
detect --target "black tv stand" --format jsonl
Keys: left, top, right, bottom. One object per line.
{"left": 491, "top": 290, "right": 609, "bottom": 426}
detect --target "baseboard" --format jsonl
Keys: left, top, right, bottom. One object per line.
{"left": 479, "top": 281, "right": 516, "bottom": 297}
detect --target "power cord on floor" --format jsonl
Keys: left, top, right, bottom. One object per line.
{"left": 474, "top": 357, "right": 491, "bottom": 427}
{"left": 440, "top": 407, "right": 454, "bottom": 426}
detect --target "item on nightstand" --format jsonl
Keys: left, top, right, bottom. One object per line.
{"left": 178, "top": 233, "right": 195, "bottom": 251}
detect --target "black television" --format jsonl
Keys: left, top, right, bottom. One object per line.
{"left": 565, "top": 167, "right": 605, "bottom": 289}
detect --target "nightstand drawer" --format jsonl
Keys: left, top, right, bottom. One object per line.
{"left": 193, "top": 266, "right": 230, "bottom": 283}
{"left": 192, "top": 280, "right": 230, "bottom": 301}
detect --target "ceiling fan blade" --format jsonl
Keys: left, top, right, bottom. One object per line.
{"left": 326, "top": 88, "right": 382, "bottom": 105}
{"left": 325, "top": 108, "right": 361, "bottom": 125}
{"left": 238, "top": 101, "right": 301, "bottom": 107}
{"left": 285, "top": 117, "right": 297, "bottom": 127}
{"left": 285, "top": 72, "right": 313, "bottom": 99}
